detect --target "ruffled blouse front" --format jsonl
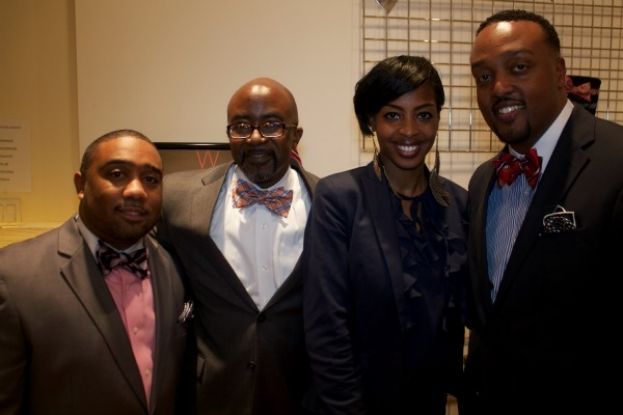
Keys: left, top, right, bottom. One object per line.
{"left": 389, "top": 182, "right": 466, "bottom": 369}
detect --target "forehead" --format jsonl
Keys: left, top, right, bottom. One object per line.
{"left": 384, "top": 83, "right": 437, "bottom": 108}
{"left": 227, "top": 84, "right": 296, "bottom": 120}
{"left": 90, "top": 136, "right": 162, "bottom": 169}
{"left": 471, "top": 20, "right": 547, "bottom": 63}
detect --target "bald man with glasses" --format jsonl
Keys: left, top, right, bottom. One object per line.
{"left": 157, "top": 77, "right": 319, "bottom": 415}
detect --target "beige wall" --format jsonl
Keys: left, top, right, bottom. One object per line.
{"left": 1, "top": 0, "right": 79, "bottom": 225}
{"left": 74, "top": 0, "right": 362, "bottom": 179}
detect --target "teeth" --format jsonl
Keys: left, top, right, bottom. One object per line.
{"left": 397, "top": 145, "right": 418, "bottom": 153}
{"left": 498, "top": 104, "right": 524, "bottom": 114}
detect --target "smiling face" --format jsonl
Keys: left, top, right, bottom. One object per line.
{"left": 371, "top": 83, "right": 440, "bottom": 174}
{"left": 74, "top": 135, "right": 163, "bottom": 249}
{"left": 470, "top": 20, "right": 567, "bottom": 152}
{"left": 227, "top": 78, "right": 302, "bottom": 188}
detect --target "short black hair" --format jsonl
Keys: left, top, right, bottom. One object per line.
{"left": 477, "top": 9, "right": 561, "bottom": 53}
{"left": 80, "top": 129, "right": 153, "bottom": 174}
{"left": 353, "top": 55, "right": 445, "bottom": 136}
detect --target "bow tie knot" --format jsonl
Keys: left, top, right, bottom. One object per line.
{"left": 96, "top": 242, "right": 149, "bottom": 279}
{"left": 493, "top": 148, "right": 542, "bottom": 188}
{"left": 232, "top": 179, "right": 293, "bottom": 218}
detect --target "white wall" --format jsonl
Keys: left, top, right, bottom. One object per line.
{"left": 75, "top": 0, "right": 362, "bottom": 178}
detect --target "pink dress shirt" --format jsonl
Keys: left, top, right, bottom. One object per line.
{"left": 105, "top": 267, "right": 155, "bottom": 406}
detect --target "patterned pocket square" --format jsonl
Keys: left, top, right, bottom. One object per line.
{"left": 177, "top": 300, "right": 194, "bottom": 324}
{"left": 543, "top": 205, "right": 576, "bottom": 234}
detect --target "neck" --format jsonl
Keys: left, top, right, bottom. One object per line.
{"left": 381, "top": 159, "right": 427, "bottom": 199}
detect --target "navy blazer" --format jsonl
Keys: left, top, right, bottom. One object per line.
{"left": 464, "top": 106, "right": 623, "bottom": 415}
{"left": 303, "top": 163, "right": 468, "bottom": 415}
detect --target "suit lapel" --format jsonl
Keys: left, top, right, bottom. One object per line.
{"left": 470, "top": 162, "right": 497, "bottom": 318}
{"left": 58, "top": 219, "right": 147, "bottom": 409}
{"left": 192, "top": 164, "right": 259, "bottom": 310}
{"left": 495, "top": 108, "right": 592, "bottom": 306}
{"left": 361, "top": 165, "right": 408, "bottom": 331}
{"left": 146, "top": 236, "right": 177, "bottom": 413}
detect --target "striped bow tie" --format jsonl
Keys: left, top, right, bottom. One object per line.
{"left": 232, "top": 179, "right": 293, "bottom": 218}
{"left": 96, "top": 242, "right": 149, "bottom": 279}
{"left": 493, "top": 148, "right": 542, "bottom": 188}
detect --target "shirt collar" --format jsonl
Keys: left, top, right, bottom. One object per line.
{"left": 75, "top": 215, "right": 145, "bottom": 258}
{"left": 509, "top": 99, "right": 574, "bottom": 173}
{"left": 233, "top": 165, "right": 294, "bottom": 191}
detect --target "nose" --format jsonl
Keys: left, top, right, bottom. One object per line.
{"left": 123, "top": 177, "right": 147, "bottom": 199}
{"left": 399, "top": 117, "right": 418, "bottom": 137}
{"left": 246, "top": 127, "right": 267, "bottom": 144}
{"left": 493, "top": 73, "right": 514, "bottom": 96}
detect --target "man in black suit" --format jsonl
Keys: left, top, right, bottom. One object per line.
{"left": 157, "top": 77, "right": 318, "bottom": 414}
{"left": 0, "top": 129, "right": 188, "bottom": 414}
{"left": 464, "top": 9, "right": 623, "bottom": 415}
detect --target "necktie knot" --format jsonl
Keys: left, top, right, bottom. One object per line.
{"left": 493, "top": 148, "right": 542, "bottom": 188}
{"left": 232, "top": 179, "right": 293, "bottom": 218}
{"left": 96, "top": 242, "right": 149, "bottom": 279}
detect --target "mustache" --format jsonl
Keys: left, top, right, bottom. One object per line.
{"left": 240, "top": 148, "right": 275, "bottom": 162}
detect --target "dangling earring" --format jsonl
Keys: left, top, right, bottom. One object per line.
{"left": 429, "top": 134, "right": 450, "bottom": 207}
{"left": 432, "top": 136, "right": 440, "bottom": 177}
{"left": 372, "top": 133, "right": 382, "bottom": 181}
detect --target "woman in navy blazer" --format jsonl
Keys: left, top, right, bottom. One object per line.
{"left": 303, "top": 55, "right": 468, "bottom": 415}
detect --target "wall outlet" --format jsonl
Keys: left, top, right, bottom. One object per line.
{"left": 0, "top": 198, "right": 21, "bottom": 223}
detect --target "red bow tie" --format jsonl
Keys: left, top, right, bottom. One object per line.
{"left": 493, "top": 148, "right": 542, "bottom": 188}
{"left": 232, "top": 179, "right": 293, "bottom": 218}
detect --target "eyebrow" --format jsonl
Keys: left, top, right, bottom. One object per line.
{"left": 102, "top": 159, "right": 163, "bottom": 175}
{"left": 471, "top": 48, "right": 535, "bottom": 68}
{"left": 383, "top": 102, "right": 436, "bottom": 111}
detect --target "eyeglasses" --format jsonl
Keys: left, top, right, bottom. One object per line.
{"left": 226, "top": 120, "right": 296, "bottom": 140}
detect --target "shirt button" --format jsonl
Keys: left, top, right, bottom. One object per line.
{"left": 261, "top": 223, "right": 267, "bottom": 230}
{"left": 262, "top": 265, "right": 268, "bottom": 271}
{"left": 257, "top": 314, "right": 266, "bottom": 323}
{"left": 133, "top": 326, "right": 139, "bottom": 334}
{"left": 246, "top": 361, "right": 256, "bottom": 370}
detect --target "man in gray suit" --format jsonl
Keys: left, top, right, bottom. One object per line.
{"left": 0, "top": 129, "right": 189, "bottom": 415}
{"left": 157, "top": 77, "right": 318, "bottom": 415}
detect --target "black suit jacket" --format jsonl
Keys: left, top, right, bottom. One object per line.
{"left": 0, "top": 217, "right": 187, "bottom": 415}
{"left": 158, "top": 162, "right": 318, "bottom": 415}
{"left": 303, "top": 164, "right": 468, "bottom": 415}
{"left": 464, "top": 106, "right": 623, "bottom": 415}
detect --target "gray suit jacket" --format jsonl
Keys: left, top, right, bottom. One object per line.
{"left": 0, "top": 217, "right": 188, "bottom": 415}
{"left": 464, "top": 106, "right": 623, "bottom": 415}
{"left": 158, "top": 162, "right": 319, "bottom": 415}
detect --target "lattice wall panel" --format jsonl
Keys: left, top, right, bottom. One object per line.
{"left": 362, "top": 0, "right": 623, "bottom": 164}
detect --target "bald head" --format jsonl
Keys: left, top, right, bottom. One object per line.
{"left": 227, "top": 77, "right": 299, "bottom": 123}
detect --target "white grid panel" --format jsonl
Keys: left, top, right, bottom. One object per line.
{"left": 361, "top": 0, "right": 623, "bottom": 178}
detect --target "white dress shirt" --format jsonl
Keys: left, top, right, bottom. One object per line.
{"left": 210, "top": 165, "right": 312, "bottom": 310}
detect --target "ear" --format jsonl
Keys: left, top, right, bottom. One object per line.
{"left": 556, "top": 57, "right": 567, "bottom": 89}
{"left": 292, "top": 127, "right": 303, "bottom": 147}
{"left": 73, "top": 171, "right": 86, "bottom": 200}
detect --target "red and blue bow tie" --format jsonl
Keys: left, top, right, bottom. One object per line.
{"left": 493, "top": 148, "right": 542, "bottom": 188}
{"left": 232, "top": 179, "right": 293, "bottom": 218}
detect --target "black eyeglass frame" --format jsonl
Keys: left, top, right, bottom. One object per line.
{"left": 226, "top": 121, "right": 298, "bottom": 140}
